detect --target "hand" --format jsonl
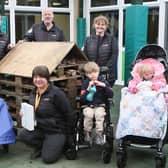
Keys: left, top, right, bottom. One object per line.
{"left": 87, "top": 81, "right": 95, "bottom": 91}
{"left": 7, "top": 43, "right": 15, "bottom": 50}
{"left": 130, "top": 87, "right": 138, "bottom": 94}
{"left": 94, "top": 80, "right": 106, "bottom": 87}
{"left": 151, "top": 83, "right": 160, "bottom": 91}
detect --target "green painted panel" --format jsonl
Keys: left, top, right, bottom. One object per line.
{"left": 125, "top": 5, "right": 148, "bottom": 85}
{"left": 77, "top": 17, "right": 86, "bottom": 48}
{"left": 0, "top": 16, "right": 8, "bottom": 34}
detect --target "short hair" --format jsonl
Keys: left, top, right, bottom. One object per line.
{"left": 84, "top": 62, "right": 100, "bottom": 74}
{"left": 93, "top": 15, "right": 109, "bottom": 27}
{"left": 32, "top": 65, "right": 50, "bottom": 81}
{"left": 139, "top": 63, "right": 154, "bottom": 78}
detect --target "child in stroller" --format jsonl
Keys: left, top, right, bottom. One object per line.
{"left": 116, "top": 44, "right": 168, "bottom": 168}
{"left": 128, "top": 58, "right": 166, "bottom": 94}
{"left": 80, "top": 61, "right": 113, "bottom": 145}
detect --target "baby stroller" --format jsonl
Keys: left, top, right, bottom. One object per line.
{"left": 0, "top": 98, "right": 16, "bottom": 153}
{"left": 116, "top": 44, "right": 168, "bottom": 168}
{"left": 65, "top": 66, "right": 114, "bottom": 164}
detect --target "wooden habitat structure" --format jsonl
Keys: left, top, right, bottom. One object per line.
{"left": 0, "top": 41, "right": 88, "bottom": 127}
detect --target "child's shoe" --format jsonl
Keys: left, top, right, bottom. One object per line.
{"left": 84, "top": 132, "right": 91, "bottom": 142}
{"left": 95, "top": 133, "right": 104, "bottom": 145}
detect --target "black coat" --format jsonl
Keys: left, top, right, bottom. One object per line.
{"left": 83, "top": 33, "right": 118, "bottom": 85}
{"left": 0, "top": 31, "right": 9, "bottom": 59}
{"left": 29, "top": 84, "right": 75, "bottom": 135}
{"left": 24, "top": 21, "right": 65, "bottom": 41}
{"left": 80, "top": 76, "right": 113, "bottom": 106}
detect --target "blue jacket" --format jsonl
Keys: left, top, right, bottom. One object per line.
{"left": 80, "top": 76, "right": 113, "bottom": 106}
{"left": 0, "top": 98, "right": 15, "bottom": 144}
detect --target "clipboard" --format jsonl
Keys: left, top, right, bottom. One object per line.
{"left": 21, "top": 102, "right": 35, "bottom": 131}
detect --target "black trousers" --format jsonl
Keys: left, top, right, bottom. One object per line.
{"left": 19, "top": 128, "right": 66, "bottom": 163}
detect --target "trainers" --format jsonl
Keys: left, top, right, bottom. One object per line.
{"left": 84, "top": 132, "right": 91, "bottom": 142}
{"left": 30, "top": 148, "right": 41, "bottom": 160}
{"left": 95, "top": 134, "right": 104, "bottom": 145}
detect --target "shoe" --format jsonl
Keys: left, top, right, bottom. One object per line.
{"left": 95, "top": 134, "right": 104, "bottom": 145}
{"left": 84, "top": 132, "right": 91, "bottom": 142}
{"left": 30, "top": 148, "right": 41, "bottom": 160}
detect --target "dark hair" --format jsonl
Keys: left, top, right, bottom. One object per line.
{"left": 32, "top": 65, "right": 50, "bottom": 81}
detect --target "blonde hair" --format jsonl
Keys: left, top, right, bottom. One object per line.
{"left": 84, "top": 62, "right": 100, "bottom": 74}
{"left": 93, "top": 15, "right": 109, "bottom": 27}
{"left": 139, "top": 64, "right": 154, "bottom": 78}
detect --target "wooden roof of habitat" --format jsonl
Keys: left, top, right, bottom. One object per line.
{"left": 0, "top": 41, "right": 87, "bottom": 78}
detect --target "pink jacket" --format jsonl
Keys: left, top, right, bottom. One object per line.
{"left": 128, "top": 58, "right": 166, "bottom": 93}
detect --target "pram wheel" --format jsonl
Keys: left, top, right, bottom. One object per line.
{"left": 102, "top": 142, "right": 113, "bottom": 164}
{"left": 65, "top": 148, "right": 77, "bottom": 160}
{"left": 155, "top": 153, "right": 166, "bottom": 168}
{"left": 116, "top": 149, "right": 127, "bottom": 168}
{"left": 2, "top": 144, "right": 9, "bottom": 153}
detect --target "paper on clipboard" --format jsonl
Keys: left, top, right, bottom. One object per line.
{"left": 21, "top": 102, "right": 35, "bottom": 131}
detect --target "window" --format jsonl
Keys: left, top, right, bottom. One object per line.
{"left": 53, "top": 13, "right": 70, "bottom": 40}
{"left": 125, "top": 0, "right": 156, "bottom": 3}
{"left": 48, "top": 0, "right": 69, "bottom": 8}
{"left": 16, "top": 0, "right": 40, "bottom": 6}
{"left": 15, "top": 12, "right": 41, "bottom": 42}
{"left": 5, "top": 0, "right": 8, "bottom": 5}
{"left": 147, "top": 8, "right": 158, "bottom": 44}
{"left": 91, "top": 0, "right": 117, "bottom": 6}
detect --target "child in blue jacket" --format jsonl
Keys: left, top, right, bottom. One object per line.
{"left": 80, "top": 62, "right": 113, "bottom": 145}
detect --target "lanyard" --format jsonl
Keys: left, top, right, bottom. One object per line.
{"left": 34, "top": 92, "right": 41, "bottom": 112}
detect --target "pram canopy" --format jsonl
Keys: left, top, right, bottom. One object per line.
{"left": 132, "top": 44, "right": 168, "bottom": 68}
